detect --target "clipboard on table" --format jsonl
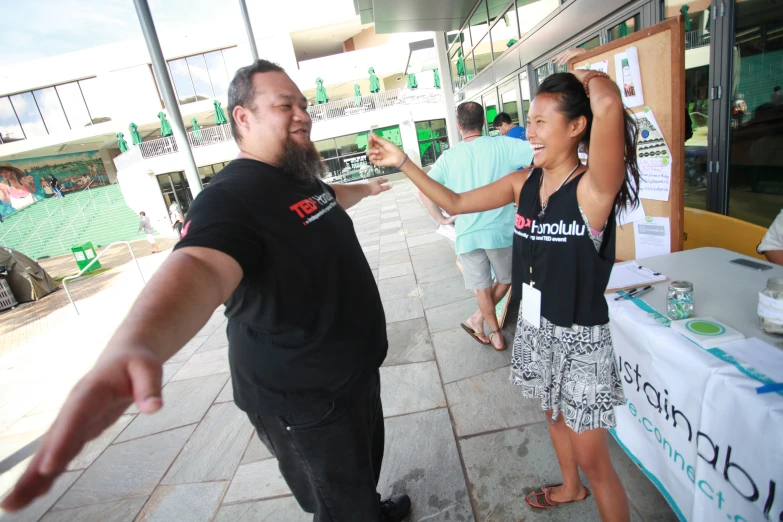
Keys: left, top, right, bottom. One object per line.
{"left": 605, "top": 261, "right": 670, "bottom": 294}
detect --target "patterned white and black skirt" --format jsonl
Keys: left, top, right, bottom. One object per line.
{"left": 509, "top": 314, "right": 625, "bottom": 434}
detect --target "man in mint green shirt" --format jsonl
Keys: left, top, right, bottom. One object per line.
{"left": 423, "top": 101, "right": 533, "bottom": 350}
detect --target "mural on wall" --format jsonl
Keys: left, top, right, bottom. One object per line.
{"left": 0, "top": 151, "right": 109, "bottom": 216}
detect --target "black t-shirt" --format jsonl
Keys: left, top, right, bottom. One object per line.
{"left": 174, "top": 159, "right": 387, "bottom": 415}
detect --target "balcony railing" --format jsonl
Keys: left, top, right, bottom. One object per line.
{"left": 685, "top": 29, "right": 710, "bottom": 50}
{"left": 307, "top": 88, "right": 443, "bottom": 122}
{"left": 113, "top": 123, "right": 234, "bottom": 170}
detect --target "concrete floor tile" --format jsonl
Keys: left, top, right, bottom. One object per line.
{"left": 361, "top": 244, "right": 380, "bottom": 253}
{"left": 382, "top": 297, "right": 425, "bottom": 324}
{"left": 136, "top": 482, "right": 228, "bottom": 522}
{"left": 40, "top": 497, "right": 147, "bottom": 522}
{"left": 379, "top": 408, "right": 473, "bottom": 522}
{"left": 379, "top": 233, "right": 406, "bottom": 245}
{"left": 167, "top": 336, "right": 205, "bottom": 364}
{"left": 378, "top": 248, "right": 411, "bottom": 266}
{"left": 214, "top": 496, "right": 309, "bottom": 522}
{"left": 408, "top": 240, "right": 455, "bottom": 258}
{"left": 67, "top": 414, "right": 135, "bottom": 471}
{"left": 380, "top": 220, "right": 402, "bottom": 230}
{"left": 432, "top": 327, "right": 512, "bottom": 384}
{"left": 161, "top": 362, "right": 183, "bottom": 386}
{"left": 406, "top": 232, "right": 445, "bottom": 248}
{"left": 197, "top": 313, "right": 226, "bottom": 337}
{"left": 376, "top": 275, "right": 418, "bottom": 302}
{"left": 444, "top": 366, "right": 542, "bottom": 437}
{"left": 414, "top": 261, "right": 463, "bottom": 285}
{"left": 378, "top": 261, "right": 413, "bottom": 280}
{"left": 411, "top": 248, "right": 459, "bottom": 270}
{"left": 1, "top": 471, "right": 82, "bottom": 522}
{"left": 116, "top": 374, "right": 227, "bottom": 443}
{"left": 197, "top": 328, "right": 228, "bottom": 353}
{"left": 215, "top": 378, "right": 233, "bottom": 403}
{"left": 169, "top": 349, "right": 230, "bottom": 382}
{"left": 418, "top": 275, "right": 474, "bottom": 310}
{"left": 240, "top": 430, "right": 273, "bottom": 465}
{"left": 54, "top": 425, "right": 195, "bottom": 510}
{"left": 161, "top": 402, "right": 254, "bottom": 484}
{"left": 222, "top": 459, "right": 291, "bottom": 504}
{"left": 383, "top": 318, "right": 434, "bottom": 367}
{"left": 424, "top": 298, "right": 478, "bottom": 334}
{"left": 380, "top": 362, "right": 446, "bottom": 417}
{"left": 379, "top": 241, "right": 408, "bottom": 253}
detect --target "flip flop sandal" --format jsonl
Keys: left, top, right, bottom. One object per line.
{"left": 524, "top": 489, "right": 555, "bottom": 509}
{"left": 488, "top": 329, "right": 506, "bottom": 351}
{"left": 460, "top": 323, "right": 490, "bottom": 345}
{"left": 542, "top": 484, "right": 592, "bottom": 507}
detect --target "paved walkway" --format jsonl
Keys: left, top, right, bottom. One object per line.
{"left": 0, "top": 180, "right": 676, "bottom": 521}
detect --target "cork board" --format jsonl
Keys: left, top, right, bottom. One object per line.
{"left": 568, "top": 17, "right": 685, "bottom": 261}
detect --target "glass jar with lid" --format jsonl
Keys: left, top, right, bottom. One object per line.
{"left": 758, "top": 277, "right": 783, "bottom": 335}
{"left": 667, "top": 281, "right": 694, "bottom": 320}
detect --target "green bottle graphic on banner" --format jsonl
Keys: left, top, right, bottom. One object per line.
{"left": 621, "top": 58, "right": 636, "bottom": 97}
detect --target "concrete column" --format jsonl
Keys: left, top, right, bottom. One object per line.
{"left": 98, "top": 148, "right": 117, "bottom": 183}
{"left": 238, "top": 0, "right": 259, "bottom": 62}
{"left": 132, "top": 0, "right": 203, "bottom": 198}
{"left": 434, "top": 32, "right": 460, "bottom": 147}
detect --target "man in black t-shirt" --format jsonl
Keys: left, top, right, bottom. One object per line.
{"left": 0, "top": 61, "right": 410, "bottom": 522}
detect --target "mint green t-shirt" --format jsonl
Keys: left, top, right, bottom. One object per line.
{"left": 428, "top": 136, "right": 533, "bottom": 255}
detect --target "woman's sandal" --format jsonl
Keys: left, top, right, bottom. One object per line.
{"left": 488, "top": 329, "right": 506, "bottom": 351}
{"left": 524, "top": 484, "right": 591, "bottom": 509}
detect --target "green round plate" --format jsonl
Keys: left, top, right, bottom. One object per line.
{"left": 685, "top": 320, "right": 725, "bottom": 336}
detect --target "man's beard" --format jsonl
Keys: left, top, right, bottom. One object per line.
{"left": 282, "top": 137, "right": 325, "bottom": 184}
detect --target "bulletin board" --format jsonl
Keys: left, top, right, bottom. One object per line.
{"left": 568, "top": 17, "right": 685, "bottom": 261}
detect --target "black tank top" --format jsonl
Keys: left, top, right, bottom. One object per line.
{"left": 511, "top": 168, "right": 615, "bottom": 327}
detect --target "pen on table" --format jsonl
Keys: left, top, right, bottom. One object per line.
{"left": 614, "top": 285, "right": 652, "bottom": 301}
{"left": 756, "top": 382, "right": 783, "bottom": 394}
{"left": 629, "top": 286, "right": 653, "bottom": 299}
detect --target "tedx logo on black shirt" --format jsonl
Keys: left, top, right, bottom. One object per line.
{"left": 289, "top": 190, "right": 338, "bottom": 226}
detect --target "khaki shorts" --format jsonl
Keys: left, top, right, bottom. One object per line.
{"left": 459, "top": 246, "right": 513, "bottom": 290}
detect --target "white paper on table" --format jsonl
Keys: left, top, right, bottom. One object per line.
{"left": 718, "top": 337, "right": 783, "bottom": 383}
{"left": 616, "top": 199, "right": 646, "bottom": 226}
{"left": 633, "top": 216, "right": 671, "bottom": 258}
{"left": 575, "top": 60, "right": 609, "bottom": 74}
{"left": 634, "top": 107, "right": 671, "bottom": 202}
{"left": 607, "top": 261, "right": 667, "bottom": 291}
{"left": 614, "top": 47, "right": 644, "bottom": 107}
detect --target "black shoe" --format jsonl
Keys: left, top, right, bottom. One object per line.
{"left": 379, "top": 494, "right": 411, "bottom": 522}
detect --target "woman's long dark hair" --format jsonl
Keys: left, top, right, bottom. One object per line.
{"left": 536, "top": 72, "right": 640, "bottom": 211}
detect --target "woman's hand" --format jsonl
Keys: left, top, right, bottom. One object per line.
{"left": 552, "top": 47, "right": 587, "bottom": 67}
{"left": 367, "top": 133, "right": 406, "bottom": 168}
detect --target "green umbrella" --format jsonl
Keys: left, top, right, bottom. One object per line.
{"left": 158, "top": 111, "right": 173, "bottom": 137}
{"left": 190, "top": 118, "right": 202, "bottom": 141}
{"left": 406, "top": 73, "right": 418, "bottom": 89}
{"left": 680, "top": 5, "right": 691, "bottom": 31}
{"left": 315, "top": 77, "right": 329, "bottom": 104}
{"left": 433, "top": 68, "right": 441, "bottom": 89}
{"left": 354, "top": 84, "right": 362, "bottom": 106}
{"left": 116, "top": 132, "right": 129, "bottom": 153}
{"left": 368, "top": 67, "right": 380, "bottom": 93}
{"left": 506, "top": 38, "right": 518, "bottom": 47}
{"left": 457, "top": 48, "right": 466, "bottom": 79}
{"left": 214, "top": 100, "right": 228, "bottom": 126}
{"left": 618, "top": 22, "right": 629, "bottom": 37}
{"left": 129, "top": 122, "right": 142, "bottom": 145}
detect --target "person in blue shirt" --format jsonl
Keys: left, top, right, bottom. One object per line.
{"left": 420, "top": 102, "right": 533, "bottom": 350}
{"left": 493, "top": 112, "right": 527, "bottom": 141}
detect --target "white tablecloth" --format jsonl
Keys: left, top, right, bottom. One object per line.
{"left": 608, "top": 248, "right": 783, "bottom": 522}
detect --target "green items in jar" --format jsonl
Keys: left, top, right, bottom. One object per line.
{"left": 758, "top": 277, "right": 783, "bottom": 334}
{"left": 667, "top": 281, "right": 694, "bottom": 320}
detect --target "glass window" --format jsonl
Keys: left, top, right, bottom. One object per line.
{"left": 490, "top": 7, "right": 520, "bottom": 61}
{"left": 186, "top": 54, "right": 214, "bottom": 101}
{"left": 315, "top": 138, "right": 338, "bottom": 159}
{"left": 726, "top": 2, "right": 783, "bottom": 226}
{"left": 221, "top": 46, "right": 246, "bottom": 79}
{"left": 0, "top": 96, "right": 25, "bottom": 143}
{"left": 468, "top": 1, "right": 488, "bottom": 53}
{"left": 473, "top": 37, "right": 493, "bottom": 76}
{"left": 335, "top": 133, "right": 362, "bottom": 156}
{"left": 483, "top": 94, "right": 499, "bottom": 136}
{"left": 416, "top": 119, "right": 449, "bottom": 167}
{"left": 78, "top": 78, "right": 112, "bottom": 123}
{"left": 56, "top": 82, "right": 92, "bottom": 128}
{"left": 169, "top": 58, "right": 196, "bottom": 104}
{"left": 535, "top": 63, "right": 551, "bottom": 85}
{"left": 32, "top": 87, "right": 70, "bottom": 133}
{"left": 9, "top": 92, "right": 47, "bottom": 138}
{"left": 578, "top": 35, "right": 601, "bottom": 51}
{"left": 198, "top": 165, "right": 215, "bottom": 186}
{"left": 205, "top": 51, "right": 230, "bottom": 98}
{"left": 519, "top": 70, "right": 532, "bottom": 124}
{"left": 516, "top": 0, "right": 559, "bottom": 37}
{"left": 608, "top": 14, "right": 640, "bottom": 42}
{"left": 500, "top": 86, "right": 520, "bottom": 126}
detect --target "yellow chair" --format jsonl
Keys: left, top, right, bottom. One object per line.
{"left": 683, "top": 208, "right": 768, "bottom": 260}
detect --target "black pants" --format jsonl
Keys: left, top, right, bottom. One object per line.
{"left": 247, "top": 371, "right": 385, "bottom": 521}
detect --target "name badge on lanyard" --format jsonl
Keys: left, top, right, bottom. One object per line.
{"left": 522, "top": 283, "right": 541, "bottom": 328}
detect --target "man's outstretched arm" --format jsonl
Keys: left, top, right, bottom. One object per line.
{"left": 330, "top": 177, "right": 391, "bottom": 210}
{"left": 0, "top": 247, "right": 241, "bottom": 513}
